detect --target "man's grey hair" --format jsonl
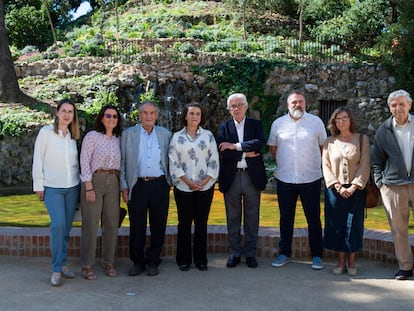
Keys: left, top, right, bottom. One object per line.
{"left": 138, "top": 101, "right": 159, "bottom": 113}
{"left": 226, "top": 93, "right": 248, "bottom": 110}
{"left": 387, "top": 89, "right": 413, "bottom": 105}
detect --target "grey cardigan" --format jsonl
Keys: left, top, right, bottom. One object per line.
{"left": 372, "top": 115, "right": 414, "bottom": 188}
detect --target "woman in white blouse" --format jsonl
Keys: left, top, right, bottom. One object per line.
{"left": 79, "top": 105, "right": 122, "bottom": 280}
{"left": 169, "top": 102, "right": 219, "bottom": 271}
{"left": 32, "top": 99, "right": 81, "bottom": 287}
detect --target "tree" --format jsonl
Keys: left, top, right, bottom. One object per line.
{"left": 0, "top": 0, "right": 35, "bottom": 104}
{"left": 42, "top": 0, "right": 57, "bottom": 46}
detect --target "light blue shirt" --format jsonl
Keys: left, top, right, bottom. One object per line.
{"left": 138, "top": 125, "right": 164, "bottom": 177}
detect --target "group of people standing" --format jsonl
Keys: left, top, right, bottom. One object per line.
{"left": 32, "top": 89, "right": 414, "bottom": 287}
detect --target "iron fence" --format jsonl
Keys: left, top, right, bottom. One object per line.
{"left": 103, "top": 38, "right": 362, "bottom": 64}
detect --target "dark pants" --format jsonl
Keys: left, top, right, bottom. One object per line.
{"left": 224, "top": 171, "right": 261, "bottom": 258}
{"left": 128, "top": 178, "right": 170, "bottom": 267}
{"left": 174, "top": 186, "right": 214, "bottom": 267}
{"left": 276, "top": 178, "right": 323, "bottom": 258}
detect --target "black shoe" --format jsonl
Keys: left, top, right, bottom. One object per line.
{"left": 128, "top": 264, "right": 145, "bottom": 276}
{"left": 196, "top": 264, "right": 208, "bottom": 271}
{"left": 226, "top": 255, "right": 241, "bottom": 268}
{"left": 394, "top": 269, "right": 413, "bottom": 280}
{"left": 147, "top": 265, "right": 159, "bottom": 276}
{"left": 246, "top": 257, "right": 258, "bottom": 268}
{"left": 178, "top": 264, "right": 190, "bottom": 271}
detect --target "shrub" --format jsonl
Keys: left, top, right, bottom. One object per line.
{"left": 170, "top": 28, "right": 186, "bottom": 38}
{"left": 177, "top": 42, "right": 195, "bottom": 54}
{"left": 0, "top": 108, "right": 51, "bottom": 138}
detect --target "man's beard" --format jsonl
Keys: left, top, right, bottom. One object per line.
{"left": 289, "top": 107, "right": 304, "bottom": 119}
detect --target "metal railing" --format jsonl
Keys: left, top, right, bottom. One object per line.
{"left": 102, "top": 38, "right": 359, "bottom": 64}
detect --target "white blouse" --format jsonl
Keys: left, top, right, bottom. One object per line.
{"left": 169, "top": 127, "right": 219, "bottom": 192}
{"left": 32, "top": 125, "right": 80, "bottom": 191}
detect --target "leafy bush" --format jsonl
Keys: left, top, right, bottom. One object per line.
{"left": 204, "top": 41, "right": 231, "bottom": 52}
{"left": 20, "top": 45, "right": 40, "bottom": 55}
{"left": 80, "top": 91, "right": 120, "bottom": 127}
{"left": 9, "top": 46, "right": 21, "bottom": 60}
{"left": 5, "top": 5, "right": 52, "bottom": 49}
{"left": 177, "top": 42, "right": 195, "bottom": 54}
{"left": 154, "top": 29, "right": 169, "bottom": 38}
{"left": 170, "top": 28, "right": 186, "bottom": 38}
{"left": 0, "top": 108, "right": 51, "bottom": 137}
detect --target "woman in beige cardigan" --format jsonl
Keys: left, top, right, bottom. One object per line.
{"left": 322, "top": 107, "right": 370, "bottom": 276}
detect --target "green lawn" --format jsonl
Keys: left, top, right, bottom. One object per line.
{"left": 1, "top": 191, "right": 412, "bottom": 233}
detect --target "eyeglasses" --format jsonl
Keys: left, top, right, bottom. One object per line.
{"left": 188, "top": 112, "right": 201, "bottom": 116}
{"left": 229, "top": 103, "right": 245, "bottom": 110}
{"left": 104, "top": 113, "right": 118, "bottom": 119}
{"left": 335, "top": 116, "right": 349, "bottom": 122}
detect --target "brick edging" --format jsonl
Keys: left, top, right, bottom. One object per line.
{"left": 0, "top": 226, "right": 413, "bottom": 265}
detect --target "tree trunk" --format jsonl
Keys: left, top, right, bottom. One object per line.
{"left": 42, "top": 0, "right": 57, "bottom": 46}
{"left": 298, "top": 0, "right": 304, "bottom": 44}
{"left": 0, "top": 0, "right": 34, "bottom": 104}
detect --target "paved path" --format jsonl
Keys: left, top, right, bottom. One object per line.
{"left": 0, "top": 255, "right": 413, "bottom": 311}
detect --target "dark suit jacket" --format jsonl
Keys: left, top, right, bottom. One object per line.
{"left": 217, "top": 118, "right": 267, "bottom": 193}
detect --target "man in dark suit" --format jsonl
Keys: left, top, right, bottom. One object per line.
{"left": 217, "top": 93, "right": 267, "bottom": 268}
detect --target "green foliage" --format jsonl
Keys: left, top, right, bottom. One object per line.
{"left": 5, "top": 5, "right": 52, "bottom": 49}
{"left": 194, "top": 58, "right": 287, "bottom": 135}
{"left": 303, "top": 0, "right": 352, "bottom": 22}
{"left": 176, "top": 42, "right": 196, "bottom": 54}
{"left": 378, "top": 0, "right": 414, "bottom": 95}
{"left": 309, "top": 0, "right": 389, "bottom": 51}
{"left": 0, "top": 108, "right": 51, "bottom": 137}
{"left": 80, "top": 90, "right": 120, "bottom": 127}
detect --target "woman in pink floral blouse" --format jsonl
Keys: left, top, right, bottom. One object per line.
{"left": 80, "top": 105, "right": 122, "bottom": 280}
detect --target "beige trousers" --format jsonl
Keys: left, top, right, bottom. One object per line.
{"left": 380, "top": 184, "right": 414, "bottom": 270}
{"left": 80, "top": 172, "right": 120, "bottom": 267}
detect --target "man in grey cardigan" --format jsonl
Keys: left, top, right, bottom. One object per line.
{"left": 120, "top": 101, "right": 172, "bottom": 277}
{"left": 372, "top": 89, "right": 414, "bottom": 281}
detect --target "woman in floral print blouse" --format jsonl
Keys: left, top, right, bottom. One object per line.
{"left": 168, "top": 102, "right": 219, "bottom": 272}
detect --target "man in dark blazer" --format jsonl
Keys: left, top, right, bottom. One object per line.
{"left": 217, "top": 93, "right": 267, "bottom": 268}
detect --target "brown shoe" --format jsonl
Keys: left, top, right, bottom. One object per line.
{"left": 103, "top": 263, "right": 117, "bottom": 277}
{"left": 81, "top": 267, "right": 97, "bottom": 280}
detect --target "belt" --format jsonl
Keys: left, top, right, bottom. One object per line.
{"left": 94, "top": 169, "right": 120, "bottom": 176}
{"left": 138, "top": 175, "right": 165, "bottom": 182}
{"left": 236, "top": 168, "right": 248, "bottom": 172}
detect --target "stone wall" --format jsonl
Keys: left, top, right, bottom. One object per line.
{"left": 2, "top": 57, "right": 396, "bottom": 192}
{"left": 0, "top": 126, "right": 39, "bottom": 193}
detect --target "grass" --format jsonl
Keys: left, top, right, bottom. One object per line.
{"left": 1, "top": 190, "right": 413, "bottom": 233}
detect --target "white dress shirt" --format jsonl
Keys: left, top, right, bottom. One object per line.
{"left": 234, "top": 117, "right": 248, "bottom": 169}
{"left": 393, "top": 115, "right": 414, "bottom": 175}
